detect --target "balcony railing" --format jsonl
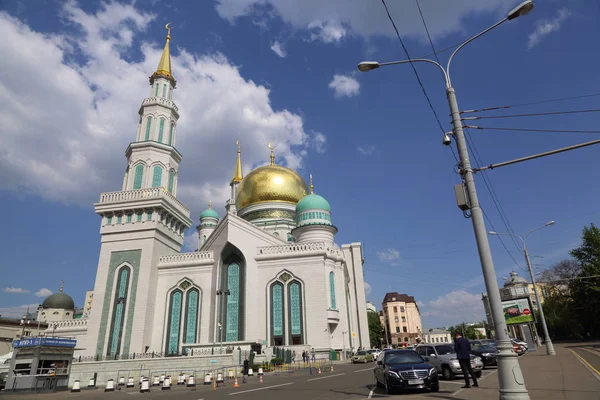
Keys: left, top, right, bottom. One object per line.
{"left": 98, "top": 187, "right": 189, "bottom": 216}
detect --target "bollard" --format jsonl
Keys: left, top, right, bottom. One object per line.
{"left": 160, "top": 374, "right": 165, "bottom": 384}
{"left": 258, "top": 367, "right": 264, "bottom": 376}
{"left": 88, "top": 377, "right": 96, "bottom": 388}
{"left": 161, "top": 376, "right": 171, "bottom": 390}
{"left": 140, "top": 378, "right": 150, "bottom": 393}
{"left": 152, "top": 376, "right": 160, "bottom": 386}
{"left": 71, "top": 380, "right": 81, "bottom": 393}
{"left": 330, "top": 365, "right": 334, "bottom": 372}
{"left": 228, "top": 369, "right": 234, "bottom": 379}
{"left": 187, "top": 375, "right": 196, "bottom": 388}
{"left": 318, "top": 367, "right": 322, "bottom": 374}
{"left": 247, "top": 368, "right": 253, "bottom": 377}
{"left": 139, "top": 376, "right": 144, "bottom": 386}
{"left": 216, "top": 372, "right": 224, "bottom": 386}
{"left": 204, "top": 373, "right": 212, "bottom": 385}
{"left": 259, "top": 374, "right": 263, "bottom": 383}
{"left": 127, "top": 377, "right": 135, "bottom": 388}
{"left": 177, "top": 374, "right": 185, "bottom": 385}
{"left": 105, "top": 379, "right": 115, "bottom": 392}
{"left": 118, "top": 376, "right": 125, "bottom": 386}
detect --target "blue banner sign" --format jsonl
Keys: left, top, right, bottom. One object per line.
{"left": 13, "top": 338, "right": 77, "bottom": 348}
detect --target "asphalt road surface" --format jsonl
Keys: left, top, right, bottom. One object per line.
{"left": 11, "top": 362, "right": 499, "bottom": 400}
{"left": 566, "top": 341, "right": 600, "bottom": 380}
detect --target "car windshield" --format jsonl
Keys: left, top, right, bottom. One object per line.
{"left": 357, "top": 351, "right": 367, "bottom": 355}
{"left": 385, "top": 352, "right": 424, "bottom": 365}
{"left": 435, "top": 345, "right": 455, "bottom": 355}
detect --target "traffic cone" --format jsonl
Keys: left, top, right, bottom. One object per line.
{"left": 330, "top": 365, "right": 334, "bottom": 372}
{"left": 212, "top": 379, "right": 217, "bottom": 390}
{"left": 233, "top": 377, "right": 240, "bottom": 388}
{"left": 318, "top": 368, "right": 322, "bottom": 374}
{"left": 259, "top": 375, "right": 263, "bottom": 383}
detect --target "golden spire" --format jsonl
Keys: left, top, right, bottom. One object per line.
{"left": 231, "top": 140, "right": 243, "bottom": 183}
{"left": 149, "top": 23, "right": 176, "bottom": 87}
{"left": 208, "top": 200, "right": 212, "bottom": 209}
{"left": 268, "top": 142, "right": 275, "bottom": 165}
{"left": 59, "top": 280, "right": 64, "bottom": 293}
{"left": 309, "top": 174, "right": 314, "bottom": 194}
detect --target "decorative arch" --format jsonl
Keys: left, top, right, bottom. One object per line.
{"left": 158, "top": 118, "right": 165, "bottom": 143}
{"left": 168, "top": 169, "right": 175, "bottom": 193}
{"left": 266, "top": 270, "right": 305, "bottom": 346}
{"left": 168, "top": 122, "right": 175, "bottom": 145}
{"left": 288, "top": 280, "right": 304, "bottom": 345}
{"left": 144, "top": 116, "right": 152, "bottom": 141}
{"left": 270, "top": 281, "right": 284, "bottom": 346}
{"left": 329, "top": 271, "right": 337, "bottom": 310}
{"left": 151, "top": 165, "right": 163, "bottom": 188}
{"left": 219, "top": 245, "right": 246, "bottom": 343}
{"left": 162, "top": 84, "right": 167, "bottom": 98}
{"left": 107, "top": 264, "right": 131, "bottom": 355}
{"left": 132, "top": 163, "right": 145, "bottom": 190}
{"left": 165, "top": 288, "right": 183, "bottom": 355}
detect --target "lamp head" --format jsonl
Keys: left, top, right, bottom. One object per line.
{"left": 488, "top": 231, "right": 497, "bottom": 235}
{"left": 545, "top": 220, "right": 555, "bottom": 226}
{"left": 357, "top": 61, "right": 380, "bottom": 72}
{"left": 507, "top": 0, "right": 534, "bottom": 20}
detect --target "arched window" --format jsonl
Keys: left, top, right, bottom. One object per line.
{"left": 271, "top": 282, "right": 284, "bottom": 346}
{"left": 144, "top": 116, "right": 152, "bottom": 141}
{"left": 223, "top": 261, "right": 242, "bottom": 342}
{"left": 329, "top": 271, "right": 336, "bottom": 310}
{"left": 168, "top": 170, "right": 175, "bottom": 193}
{"left": 133, "top": 164, "right": 144, "bottom": 189}
{"left": 107, "top": 266, "right": 131, "bottom": 355}
{"left": 151, "top": 166, "right": 163, "bottom": 188}
{"left": 162, "top": 84, "right": 166, "bottom": 97}
{"left": 168, "top": 123, "right": 174, "bottom": 145}
{"left": 184, "top": 288, "right": 199, "bottom": 344}
{"left": 288, "top": 281, "right": 303, "bottom": 345}
{"left": 165, "top": 289, "right": 183, "bottom": 355}
{"left": 154, "top": 83, "right": 159, "bottom": 96}
{"left": 158, "top": 118, "right": 165, "bottom": 143}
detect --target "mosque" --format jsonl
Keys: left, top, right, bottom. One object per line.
{"left": 44, "top": 27, "right": 370, "bottom": 358}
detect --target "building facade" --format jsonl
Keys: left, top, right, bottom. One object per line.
{"left": 57, "top": 29, "right": 369, "bottom": 358}
{"left": 381, "top": 292, "right": 422, "bottom": 346}
{"left": 422, "top": 328, "right": 451, "bottom": 344}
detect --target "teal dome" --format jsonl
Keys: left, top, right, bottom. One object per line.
{"left": 200, "top": 208, "right": 219, "bottom": 220}
{"left": 296, "top": 194, "right": 331, "bottom": 213}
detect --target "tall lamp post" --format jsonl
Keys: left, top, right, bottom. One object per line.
{"left": 20, "top": 309, "right": 33, "bottom": 338}
{"left": 489, "top": 221, "right": 556, "bottom": 355}
{"left": 216, "top": 289, "right": 230, "bottom": 354}
{"left": 357, "top": 2, "right": 535, "bottom": 399}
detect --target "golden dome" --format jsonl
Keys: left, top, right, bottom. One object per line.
{"left": 236, "top": 164, "right": 308, "bottom": 210}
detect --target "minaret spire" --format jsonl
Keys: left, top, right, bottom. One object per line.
{"left": 268, "top": 142, "right": 276, "bottom": 165}
{"left": 309, "top": 174, "right": 314, "bottom": 194}
{"left": 150, "top": 23, "right": 176, "bottom": 87}
{"left": 231, "top": 141, "right": 243, "bottom": 183}
{"left": 59, "top": 280, "right": 64, "bottom": 293}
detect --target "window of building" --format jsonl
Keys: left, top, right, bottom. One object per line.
{"left": 133, "top": 164, "right": 144, "bottom": 189}
{"left": 400, "top": 306, "right": 405, "bottom": 312}
{"left": 403, "top": 326, "right": 408, "bottom": 333}
{"left": 393, "top": 306, "right": 398, "bottom": 313}
{"left": 395, "top": 326, "right": 400, "bottom": 333}
{"left": 401, "top": 316, "right": 406, "bottom": 322}
{"left": 158, "top": 118, "right": 165, "bottom": 143}
{"left": 394, "top": 316, "right": 399, "bottom": 323}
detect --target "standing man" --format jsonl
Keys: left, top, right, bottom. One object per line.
{"left": 454, "top": 331, "right": 478, "bottom": 388}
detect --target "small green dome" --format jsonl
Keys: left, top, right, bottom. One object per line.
{"left": 296, "top": 194, "right": 331, "bottom": 213}
{"left": 200, "top": 207, "right": 219, "bottom": 220}
{"left": 42, "top": 292, "right": 75, "bottom": 310}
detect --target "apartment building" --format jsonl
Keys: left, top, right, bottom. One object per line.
{"left": 380, "top": 292, "right": 423, "bottom": 346}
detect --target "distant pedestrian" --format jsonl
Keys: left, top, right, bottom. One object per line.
{"left": 242, "top": 359, "right": 249, "bottom": 383}
{"left": 292, "top": 350, "right": 296, "bottom": 363}
{"left": 454, "top": 331, "right": 478, "bottom": 388}
{"left": 302, "top": 350, "right": 307, "bottom": 363}
{"left": 311, "top": 348, "right": 315, "bottom": 362}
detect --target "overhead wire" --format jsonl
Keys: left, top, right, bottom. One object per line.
{"left": 465, "top": 126, "right": 600, "bottom": 134}
{"left": 461, "top": 92, "right": 600, "bottom": 114}
{"left": 462, "top": 108, "right": 600, "bottom": 120}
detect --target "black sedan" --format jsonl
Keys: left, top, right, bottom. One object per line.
{"left": 469, "top": 341, "right": 497, "bottom": 367}
{"left": 374, "top": 350, "right": 439, "bottom": 394}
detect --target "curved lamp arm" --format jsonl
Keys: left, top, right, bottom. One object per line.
{"left": 358, "top": 59, "right": 450, "bottom": 88}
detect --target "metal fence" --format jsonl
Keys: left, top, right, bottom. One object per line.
{"left": 73, "top": 347, "right": 231, "bottom": 363}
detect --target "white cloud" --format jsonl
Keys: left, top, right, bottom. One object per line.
{"left": 328, "top": 74, "right": 360, "bottom": 98}
{"left": 364, "top": 281, "right": 372, "bottom": 296}
{"left": 423, "top": 291, "right": 484, "bottom": 322}
{"left": 0, "top": 3, "right": 324, "bottom": 219}
{"left": 357, "top": 145, "right": 375, "bottom": 156}
{"left": 35, "top": 288, "right": 53, "bottom": 298}
{"left": 183, "top": 231, "right": 199, "bottom": 252}
{"left": 0, "top": 303, "right": 40, "bottom": 318}
{"left": 214, "top": 0, "right": 510, "bottom": 44}
{"left": 3, "top": 287, "right": 30, "bottom": 294}
{"left": 312, "top": 132, "right": 327, "bottom": 154}
{"left": 377, "top": 248, "right": 400, "bottom": 262}
{"left": 528, "top": 8, "right": 571, "bottom": 49}
{"left": 270, "top": 40, "right": 286, "bottom": 58}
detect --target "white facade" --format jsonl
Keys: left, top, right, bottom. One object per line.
{"left": 422, "top": 328, "right": 451, "bottom": 344}
{"left": 74, "top": 30, "right": 370, "bottom": 359}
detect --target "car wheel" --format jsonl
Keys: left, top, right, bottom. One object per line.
{"left": 375, "top": 374, "right": 383, "bottom": 388}
{"left": 442, "top": 366, "right": 455, "bottom": 380}
{"left": 384, "top": 377, "right": 393, "bottom": 395}
{"left": 430, "top": 385, "right": 440, "bottom": 393}
{"left": 475, "top": 371, "right": 482, "bottom": 378}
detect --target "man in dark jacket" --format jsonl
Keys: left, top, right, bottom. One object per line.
{"left": 454, "top": 331, "right": 478, "bottom": 388}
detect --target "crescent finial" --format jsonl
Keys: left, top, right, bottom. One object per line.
{"left": 165, "top": 22, "right": 173, "bottom": 37}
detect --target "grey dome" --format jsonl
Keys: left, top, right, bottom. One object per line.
{"left": 503, "top": 271, "right": 528, "bottom": 288}
{"left": 42, "top": 292, "right": 75, "bottom": 310}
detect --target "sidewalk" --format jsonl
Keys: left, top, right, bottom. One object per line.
{"left": 451, "top": 343, "right": 600, "bottom": 400}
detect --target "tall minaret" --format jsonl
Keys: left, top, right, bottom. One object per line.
{"left": 226, "top": 141, "right": 243, "bottom": 214}
{"left": 87, "top": 24, "right": 192, "bottom": 358}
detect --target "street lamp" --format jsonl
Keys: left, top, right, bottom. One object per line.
{"left": 357, "top": 2, "right": 534, "bottom": 399}
{"left": 20, "top": 312, "right": 33, "bottom": 338}
{"left": 489, "top": 221, "right": 556, "bottom": 355}
{"left": 216, "top": 289, "right": 230, "bottom": 354}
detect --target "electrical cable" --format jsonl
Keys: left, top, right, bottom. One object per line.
{"left": 462, "top": 108, "right": 600, "bottom": 120}
{"left": 466, "top": 126, "right": 600, "bottom": 134}
{"left": 415, "top": 0, "right": 440, "bottom": 65}
{"left": 461, "top": 92, "right": 600, "bottom": 114}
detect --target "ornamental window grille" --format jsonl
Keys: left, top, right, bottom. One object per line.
{"left": 107, "top": 266, "right": 130, "bottom": 355}
{"left": 158, "top": 119, "right": 165, "bottom": 143}
{"left": 144, "top": 117, "right": 152, "bottom": 141}
{"left": 165, "top": 290, "right": 182, "bottom": 355}
{"left": 151, "top": 166, "right": 163, "bottom": 188}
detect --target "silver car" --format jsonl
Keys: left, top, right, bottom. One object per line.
{"left": 415, "top": 344, "right": 483, "bottom": 380}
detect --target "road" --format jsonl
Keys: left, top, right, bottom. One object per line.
{"left": 11, "top": 361, "right": 499, "bottom": 400}
{"left": 566, "top": 341, "right": 600, "bottom": 381}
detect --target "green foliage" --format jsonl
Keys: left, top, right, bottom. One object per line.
{"left": 447, "top": 323, "right": 481, "bottom": 340}
{"left": 367, "top": 311, "right": 384, "bottom": 348}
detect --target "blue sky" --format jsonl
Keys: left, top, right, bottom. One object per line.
{"left": 1, "top": 0, "right": 599, "bottom": 328}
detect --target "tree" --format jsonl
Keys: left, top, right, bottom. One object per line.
{"left": 569, "top": 223, "right": 600, "bottom": 338}
{"left": 448, "top": 323, "right": 479, "bottom": 340}
{"left": 367, "top": 311, "right": 384, "bottom": 349}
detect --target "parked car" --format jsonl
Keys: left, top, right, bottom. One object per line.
{"left": 374, "top": 349, "right": 439, "bottom": 394}
{"left": 475, "top": 339, "right": 525, "bottom": 356}
{"left": 351, "top": 350, "right": 374, "bottom": 363}
{"left": 469, "top": 341, "right": 497, "bottom": 367}
{"left": 370, "top": 349, "right": 382, "bottom": 359}
{"left": 415, "top": 344, "right": 483, "bottom": 380}
{"left": 0, "top": 371, "right": 7, "bottom": 391}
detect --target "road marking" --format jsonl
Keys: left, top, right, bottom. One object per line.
{"left": 228, "top": 382, "right": 293, "bottom": 395}
{"left": 368, "top": 387, "right": 375, "bottom": 398}
{"left": 580, "top": 347, "right": 600, "bottom": 358}
{"left": 307, "top": 373, "right": 346, "bottom": 381}
{"left": 571, "top": 349, "right": 600, "bottom": 382}
{"left": 354, "top": 367, "right": 373, "bottom": 373}
{"left": 451, "top": 369, "right": 497, "bottom": 397}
